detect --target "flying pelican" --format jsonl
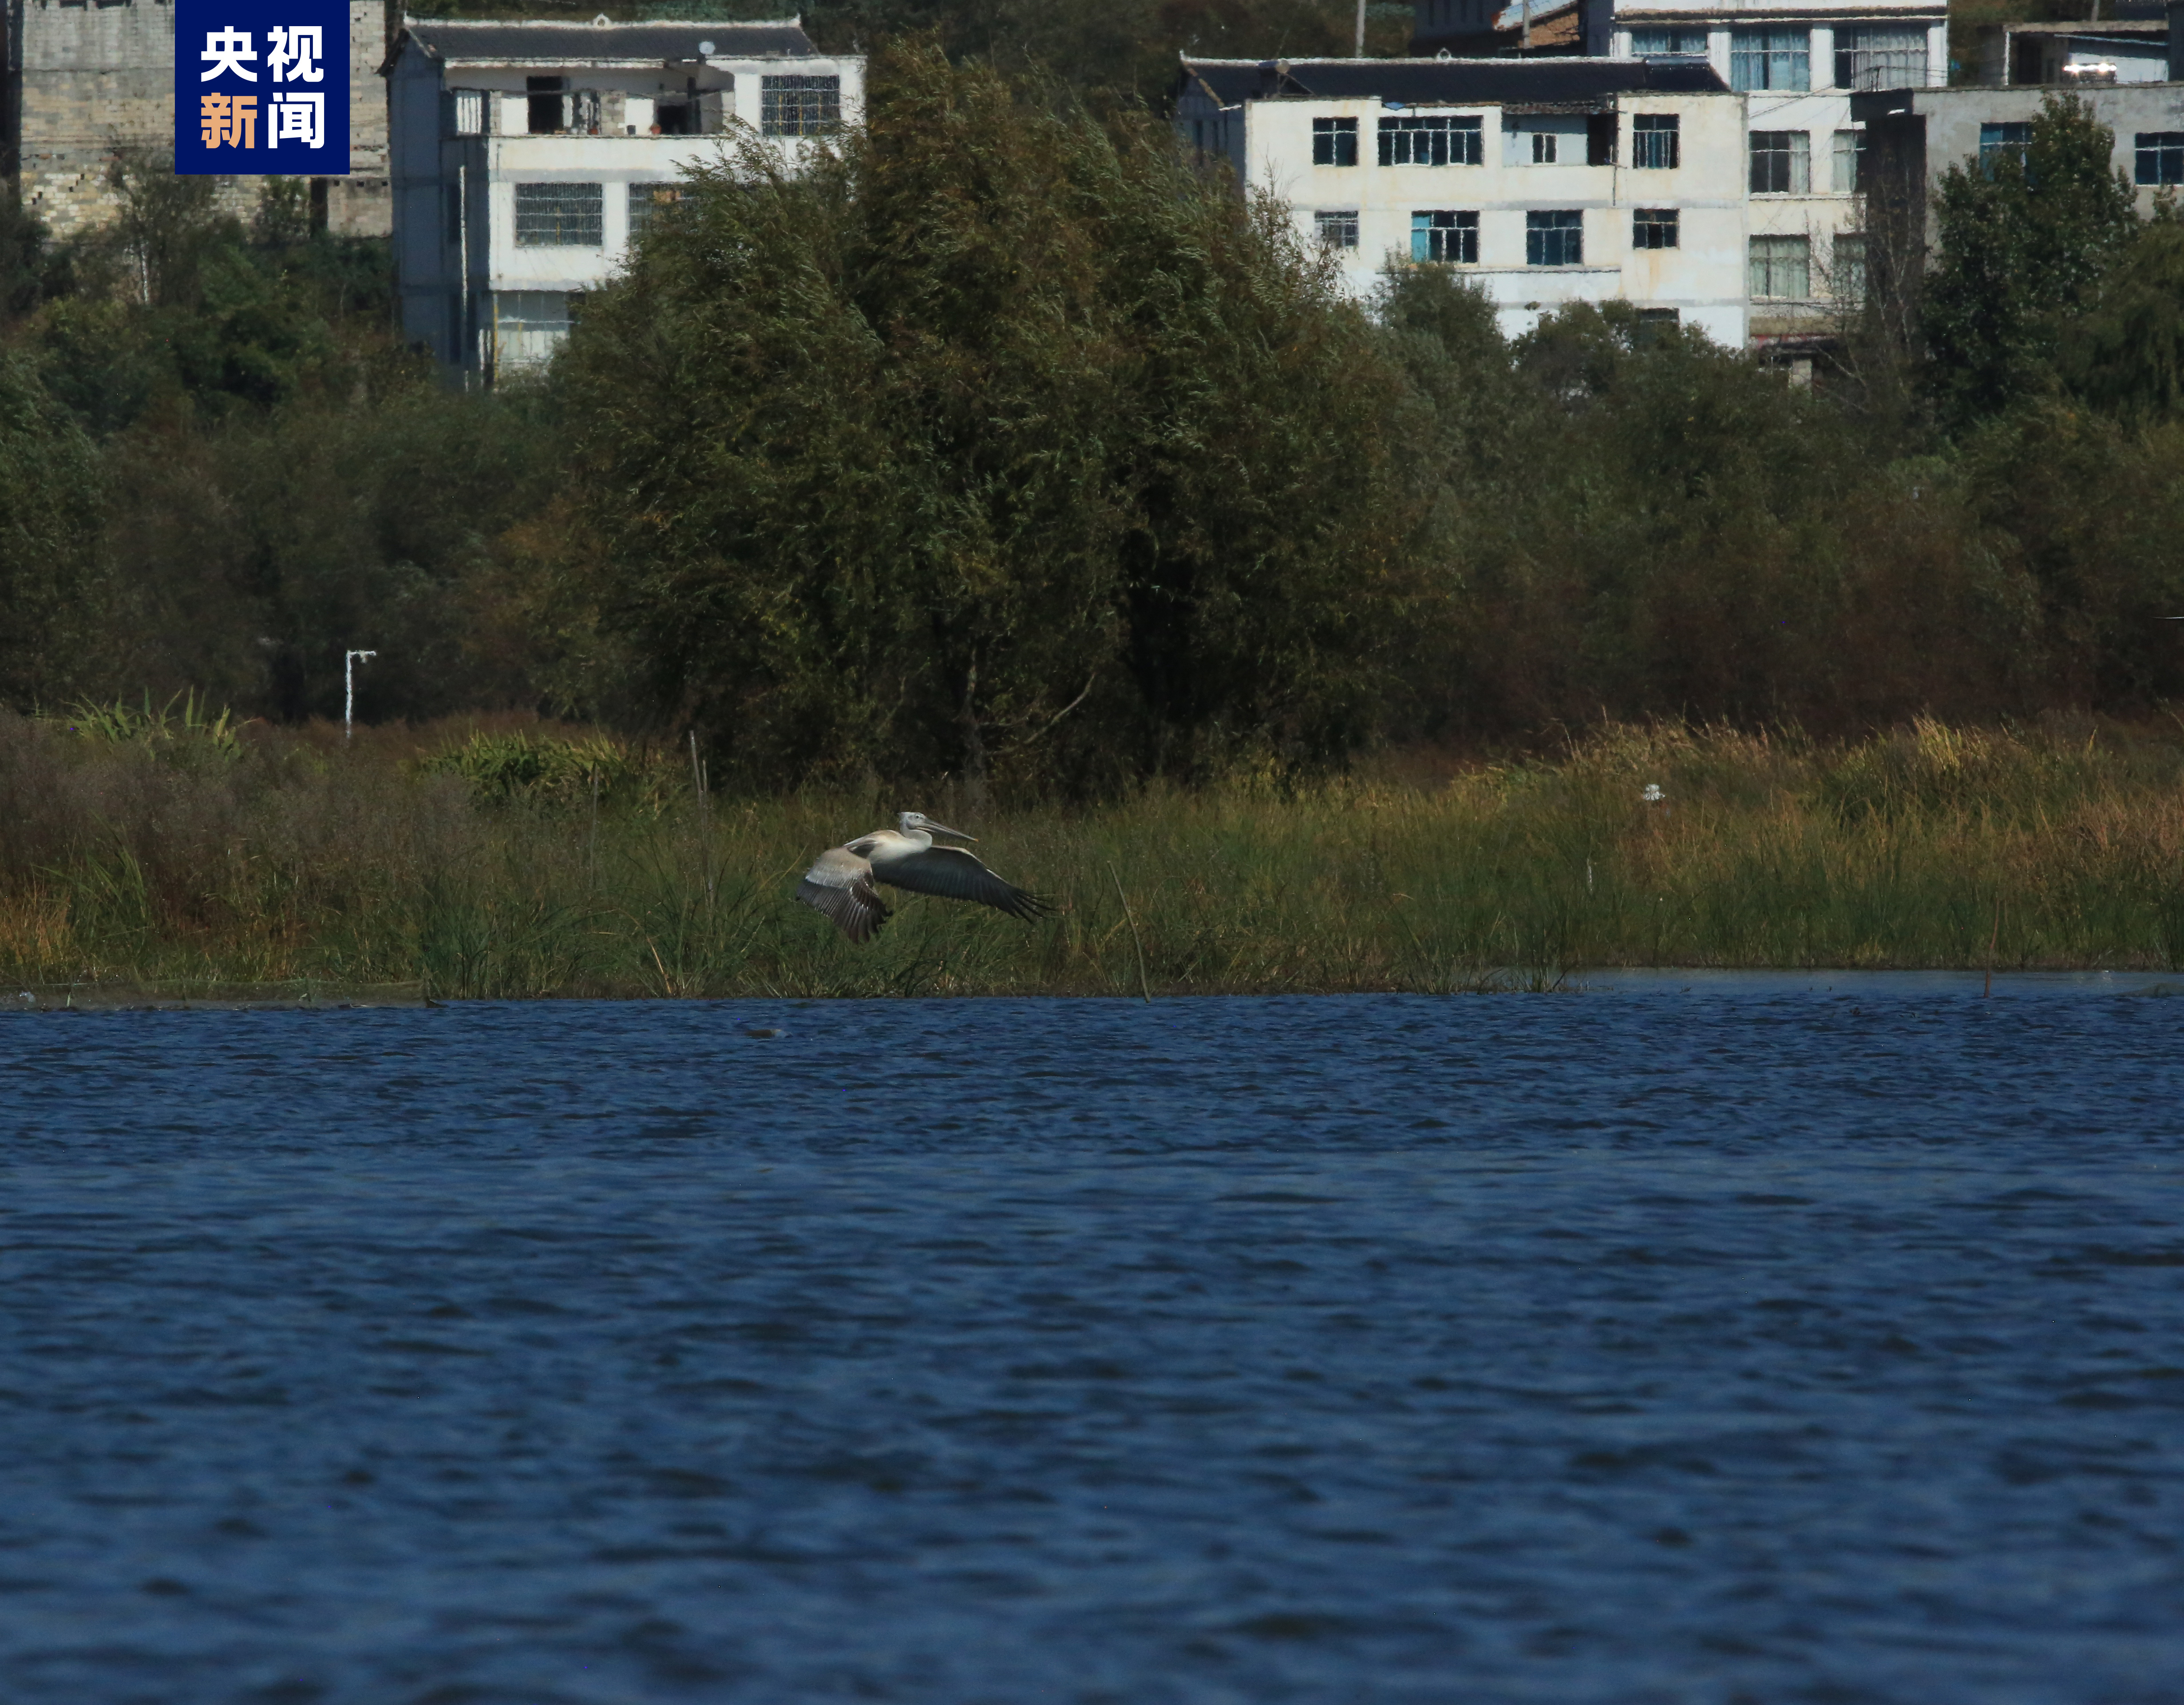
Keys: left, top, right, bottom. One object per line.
{"left": 795, "top": 812, "right": 1051, "bottom": 943}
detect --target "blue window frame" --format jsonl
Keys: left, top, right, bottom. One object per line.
{"left": 1412, "top": 209, "right": 1478, "bottom": 262}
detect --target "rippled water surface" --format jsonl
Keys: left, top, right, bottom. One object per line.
{"left": 3, "top": 980, "right": 2181, "bottom": 1703}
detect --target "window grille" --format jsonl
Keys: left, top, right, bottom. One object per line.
{"left": 1526, "top": 210, "right": 1583, "bottom": 266}
{"left": 1631, "top": 114, "right": 1679, "bottom": 170}
{"left": 514, "top": 182, "right": 604, "bottom": 247}
{"left": 1731, "top": 27, "right": 1809, "bottom": 92}
{"left": 451, "top": 88, "right": 484, "bottom": 137}
{"left": 761, "top": 74, "right": 840, "bottom": 136}
{"left": 1378, "top": 115, "right": 1484, "bottom": 167}
{"left": 1314, "top": 209, "right": 1360, "bottom": 249}
{"left": 1632, "top": 208, "right": 1679, "bottom": 250}
{"left": 627, "top": 183, "right": 684, "bottom": 240}
{"left": 1411, "top": 210, "right": 1478, "bottom": 263}
{"left": 1313, "top": 117, "right": 1359, "bottom": 167}
{"left": 1979, "top": 121, "right": 2033, "bottom": 172}
{"left": 492, "top": 291, "right": 571, "bottom": 371}
{"left": 1630, "top": 26, "right": 1707, "bottom": 56}
{"left": 1749, "top": 234, "right": 1810, "bottom": 299}
{"left": 1749, "top": 131, "right": 1811, "bottom": 194}
{"left": 1832, "top": 129, "right": 1865, "bottom": 193}
{"left": 2135, "top": 132, "right": 2184, "bottom": 185}
{"left": 1834, "top": 27, "right": 1927, "bottom": 91}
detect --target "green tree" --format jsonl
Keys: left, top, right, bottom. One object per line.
{"left": 2057, "top": 215, "right": 2184, "bottom": 422}
{"left": 554, "top": 44, "right": 1412, "bottom": 791}
{"left": 1922, "top": 93, "right": 2138, "bottom": 432}
{"left": 0, "top": 351, "right": 107, "bottom": 708}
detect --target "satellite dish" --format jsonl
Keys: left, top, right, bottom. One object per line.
{"left": 698, "top": 38, "right": 715, "bottom": 53}
{"left": 591, "top": 12, "right": 608, "bottom": 22}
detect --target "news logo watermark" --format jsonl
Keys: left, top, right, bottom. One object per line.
{"left": 174, "top": 0, "right": 348, "bottom": 175}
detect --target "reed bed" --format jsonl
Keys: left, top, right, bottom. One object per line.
{"left": 3, "top": 708, "right": 2182, "bottom": 999}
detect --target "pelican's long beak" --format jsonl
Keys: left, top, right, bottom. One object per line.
{"left": 926, "top": 821, "right": 977, "bottom": 841}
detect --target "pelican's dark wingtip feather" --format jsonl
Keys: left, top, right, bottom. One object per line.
{"left": 997, "top": 887, "right": 1054, "bottom": 924}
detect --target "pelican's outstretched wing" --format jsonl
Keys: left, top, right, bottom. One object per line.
{"left": 796, "top": 846, "right": 891, "bottom": 942}
{"left": 874, "top": 845, "right": 1052, "bottom": 923}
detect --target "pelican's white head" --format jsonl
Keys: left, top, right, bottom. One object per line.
{"left": 898, "top": 810, "right": 975, "bottom": 842}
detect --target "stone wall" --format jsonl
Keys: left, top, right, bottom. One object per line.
{"left": 8, "top": 0, "right": 388, "bottom": 239}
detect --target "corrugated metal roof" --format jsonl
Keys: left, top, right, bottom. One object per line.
{"left": 399, "top": 17, "right": 819, "bottom": 66}
{"left": 1180, "top": 56, "right": 1731, "bottom": 107}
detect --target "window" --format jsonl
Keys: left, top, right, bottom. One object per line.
{"left": 1630, "top": 26, "right": 1707, "bottom": 56}
{"left": 1832, "top": 128, "right": 1865, "bottom": 193}
{"left": 1527, "top": 210, "right": 1583, "bottom": 266}
{"left": 1833, "top": 234, "right": 1867, "bottom": 302}
{"left": 1979, "top": 122, "right": 2032, "bottom": 169}
{"left": 1749, "top": 234, "right": 1811, "bottom": 299}
{"left": 761, "top": 75, "right": 841, "bottom": 136}
{"left": 514, "top": 182, "right": 604, "bottom": 247}
{"left": 1412, "top": 210, "right": 1478, "bottom": 263}
{"left": 1378, "top": 115, "right": 1484, "bottom": 167}
{"left": 2135, "top": 132, "right": 2184, "bottom": 186}
{"left": 627, "top": 182, "right": 684, "bottom": 240}
{"left": 1834, "top": 26, "right": 1928, "bottom": 91}
{"left": 526, "top": 75, "right": 566, "bottom": 136}
{"left": 1313, "top": 117, "right": 1359, "bottom": 167}
{"left": 492, "top": 290, "right": 570, "bottom": 370}
{"left": 1631, "top": 114, "right": 1680, "bottom": 170}
{"left": 1634, "top": 307, "right": 1680, "bottom": 346}
{"left": 1749, "top": 131, "right": 1811, "bottom": 194}
{"left": 1632, "top": 208, "right": 1679, "bottom": 250}
{"left": 1314, "top": 209, "right": 1360, "bottom": 249}
{"left": 450, "top": 88, "right": 483, "bottom": 137}
{"left": 1532, "top": 130, "right": 1559, "bottom": 164}
{"left": 1731, "top": 27, "right": 1809, "bottom": 92}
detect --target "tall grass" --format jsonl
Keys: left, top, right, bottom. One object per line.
{"left": 3, "top": 710, "right": 2181, "bottom": 998}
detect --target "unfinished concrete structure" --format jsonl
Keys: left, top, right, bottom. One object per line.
{"left": 6, "top": 0, "right": 389, "bottom": 238}
{"left": 383, "top": 15, "right": 861, "bottom": 380}
{"left": 1177, "top": 56, "right": 1752, "bottom": 345}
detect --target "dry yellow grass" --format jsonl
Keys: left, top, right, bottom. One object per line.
{"left": 4, "top": 710, "right": 2181, "bottom": 997}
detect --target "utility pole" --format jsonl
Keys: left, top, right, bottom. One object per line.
{"left": 1355, "top": 0, "right": 1367, "bottom": 56}
{"left": 344, "top": 650, "right": 377, "bottom": 740}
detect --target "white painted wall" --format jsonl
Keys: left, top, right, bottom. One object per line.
{"left": 1228, "top": 90, "right": 1750, "bottom": 346}
{"left": 388, "top": 36, "right": 863, "bottom": 377}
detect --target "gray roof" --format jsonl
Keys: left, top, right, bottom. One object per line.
{"left": 396, "top": 17, "right": 819, "bottom": 68}
{"left": 1180, "top": 56, "right": 1731, "bottom": 107}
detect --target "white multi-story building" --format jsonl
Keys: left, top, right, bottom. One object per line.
{"left": 1176, "top": 56, "right": 1751, "bottom": 345}
{"left": 1598, "top": 0, "right": 1947, "bottom": 346}
{"left": 1412, "top": 0, "right": 1947, "bottom": 347}
{"left": 383, "top": 16, "right": 862, "bottom": 379}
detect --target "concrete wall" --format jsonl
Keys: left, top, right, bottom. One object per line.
{"left": 1214, "top": 90, "right": 1751, "bottom": 345}
{"left": 9, "top": 0, "right": 388, "bottom": 239}
{"left": 390, "top": 36, "right": 864, "bottom": 376}
{"left": 1889, "top": 81, "right": 2184, "bottom": 226}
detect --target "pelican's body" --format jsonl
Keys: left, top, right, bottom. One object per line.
{"left": 796, "top": 812, "right": 1051, "bottom": 942}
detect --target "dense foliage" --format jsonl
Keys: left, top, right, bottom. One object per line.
{"left": 552, "top": 50, "right": 1412, "bottom": 787}
{"left": 4, "top": 58, "right": 2184, "bottom": 789}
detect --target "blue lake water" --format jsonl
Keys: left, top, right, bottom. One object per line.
{"left": 2, "top": 980, "right": 2180, "bottom": 1703}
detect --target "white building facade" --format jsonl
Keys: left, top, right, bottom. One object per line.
{"left": 1598, "top": 0, "right": 1947, "bottom": 345}
{"left": 383, "top": 16, "right": 863, "bottom": 379}
{"left": 1177, "top": 57, "right": 1751, "bottom": 345}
